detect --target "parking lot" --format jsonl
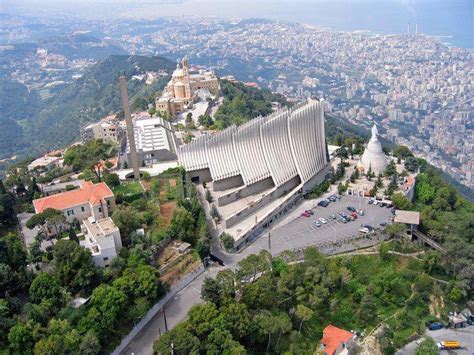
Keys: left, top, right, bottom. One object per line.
{"left": 398, "top": 327, "right": 474, "bottom": 354}
{"left": 241, "top": 194, "right": 394, "bottom": 257}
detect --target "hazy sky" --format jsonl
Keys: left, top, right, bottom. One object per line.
{"left": 2, "top": 0, "right": 472, "bottom": 47}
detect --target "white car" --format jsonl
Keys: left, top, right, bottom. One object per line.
{"left": 319, "top": 217, "right": 327, "bottom": 224}
{"left": 359, "top": 227, "right": 370, "bottom": 234}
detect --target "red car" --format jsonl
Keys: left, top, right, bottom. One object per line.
{"left": 301, "top": 212, "right": 311, "bottom": 217}
{"left": 351, "top": 212, "right": 358, "bottom": 219}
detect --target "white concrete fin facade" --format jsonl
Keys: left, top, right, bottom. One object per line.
{"left": 178, "top": 99, "right": 330, "bottom": 249}
{"left": 261, "top": 110, "right": 299, "bottom": 186}
{"left": 233, "top": 116, "right": 271, "bottom": 186}
{"left": 206, "top": 126, "right": 240, "bottom": 181}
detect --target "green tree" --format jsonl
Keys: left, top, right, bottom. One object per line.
{"left": 295, "top": 304, "right": 313, "bottom": 332}
{"left": 169, "top": 207, "right": 195, "bottom": 244}
{"left": 393, "top": 145, "right": 413, "bottom": 159}
{"left": 104, "top": 173, "right": 120, "bottom": 188}
{"left": 390, "top": 192, "right": 413, "bottom": 210}
{"left": 112, "top": 205, "right": 144, "bottom": 245}
{"left": 384, "top": 160, "right": 397, "bottom": 177}
{"left": 153, "top": 322, "right": 200, "bottom": 354}
{"left": 52, "top": 240, "right": 97, "bottom": 294}
{"left": 79, "top": 331, "right": 100, "bottom": 355}
{"left": 29, "top": 272, "right": 62, "bottom": 306}
{"left": 90, "top": 285, "right": 127, "bottom": 331}
{"left": 201, "top": 277, "right": 223, "bottom": 307}
{"left": 220, "top": 232, "right": 234, "bottom": 251}
{"left": 205, "top": 189, "right": 213, "bottom": 203}
{"left": 415, "top": 337, "right": 439, "bottom": 355}
{"left": 8, "top": 323, "right": 33, "bottom": 354}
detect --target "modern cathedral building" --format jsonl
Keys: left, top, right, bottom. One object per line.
{"left": 178, "top": 99, "right": 331, "bottom": 250}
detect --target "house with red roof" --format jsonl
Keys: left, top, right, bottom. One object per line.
{"left": 33, "top": 181, "right": 115, "bottom": 223}
{"left": 319, "top": 324, "right": 355, "bottom": 355}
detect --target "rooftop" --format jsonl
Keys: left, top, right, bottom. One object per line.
{"left": 321, "top": 324, "right": 354, "bottom": 355}
{"left": 83, "top": 216, "right": 118, "bottom": 239}
{"left": 394, "top": 210, "right": 420, "bottom": 225}
{"left": 33, "top": 181, "right": 113, "bottom": 213}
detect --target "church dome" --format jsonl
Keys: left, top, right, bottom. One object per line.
{"left": 359, "top": 124, "right": 388, "bottom": 175}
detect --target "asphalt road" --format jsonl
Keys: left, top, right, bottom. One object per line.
{"left": 398, "top": 326, "right": 474, "bottom": 354}
{"left": 121, "top": 194, "right": 393, "bottom": 354}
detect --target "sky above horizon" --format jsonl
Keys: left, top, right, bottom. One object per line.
{"left": 2, "top": 0, "right": 472, "bottom": 48}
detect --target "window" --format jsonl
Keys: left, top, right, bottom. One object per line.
{"left": 98, "top": 207, "right": 102, "bottom": 213}
{"left": 67, "top": 210, "right": 74, "bottom": 216}
{"left": 81, "top": 206, "right": 85, "bottom": 212}
{"left": 103, "top": 257, "right": 109, "bottom": 261}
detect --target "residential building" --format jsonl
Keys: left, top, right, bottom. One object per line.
{"left": 319, "top": 324, "right": 355, "bottom": 355}
{"left": 28, "top": 153, "right": 63, "bottom": 171}
{"left": 81, "top": 115, "right": 123, "bottom": 143}
{"left": 33, "top": 181, "right": 115, "bottom": 222}
{"left": 82, "top": 216, "right": 122, "bottom": 267}
{"left": 40, "top": 179, "right": 85, "bottom": 196}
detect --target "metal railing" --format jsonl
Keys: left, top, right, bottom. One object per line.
{"left": 112, "top": 264, "right": 206, "bottom": 355}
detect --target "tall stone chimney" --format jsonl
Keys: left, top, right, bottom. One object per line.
{"left": 118, "top": 75, "right": 140, "bottom": 180}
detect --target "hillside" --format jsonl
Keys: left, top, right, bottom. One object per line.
{"left": 0, "top": 55, "right": 175, "bottom": 164}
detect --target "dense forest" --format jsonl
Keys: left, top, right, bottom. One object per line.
{"left": 154, "top": 247, "right": 455, "bottom": 354}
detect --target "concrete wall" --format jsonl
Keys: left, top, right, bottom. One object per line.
{"left": 217, "top": 177, "right": 274, "bottom": 207}
{"left": 188, "top": 168, "right": 212, "bottom": 183}
{"left": 233, "top": 188, "right": 303, "bottom": 250}
{"left": 225, "top": 175, "right": 300, "bottom": 228}
{"left": 213, "top": 174, "right": 244, "bottom": 191}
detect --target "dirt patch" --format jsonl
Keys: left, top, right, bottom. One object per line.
{"left": 169, "top": 178, "right": 176, "bottom": 187}
{"left": 160, "top": 201, "right": 177, "bottom": 226}
{"left": 429, "top": 294, "right": 445, "bottom": 318}
{"left": 159, "top": 254, "right": 200, "bottom": 286}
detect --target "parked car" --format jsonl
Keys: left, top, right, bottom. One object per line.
{"left": 330, "top": 214, "right": 337, "bottom": 220}
{"left": 368, "top": 198, "right": 374, "bottom": 204}
{"left": 428, "top": 322, "right": 443, "bottom": 331}
{"left": 379, "top": 202, "right": 386, "bottom": 207}
{"left": 301, "top": 212, "right": 311, "bottom": 217}
{"left": 339, "top": 217, "right": 347, "bottom": 223}
{"left": 314, "top": 221, "right": 321, "bottom": 227}
{"left": 319, "top": 217, "right": 327, "bottom": 224}
{"left": 356, "top": 209, "right": 365, "bottom": 216}
{"left": 359, "top": 227, "right": 370, "bottom": 234}
{"left": 362, "top": 224, "right": 374, "bottom": 231}
{"left": 380, "top": 221, "right": 388, "bottom": 227}
{"left": 318, "top": 200, "right": 329, "bottom": 207}
{"left": 350, "top": 212, "right": 358, "bottom": 219}
{"left": 341, "top": 212, "right": 348, "bottom": 218}
{"left": 347, "top": 206, "right": 356, "bottom": 212}
{"left": 305, "top": 210, "right": 314, "bottom": 215}
{"left": 391, "top": 207, "right": 396, "bottom": 214}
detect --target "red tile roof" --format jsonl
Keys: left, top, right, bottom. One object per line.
{"left": 321, "top": 324, "right": 354, "bottom": 355}
{"left": 33, "top": 181, "right": 113, "bottom": 213}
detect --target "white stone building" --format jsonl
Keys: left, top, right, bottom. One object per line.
{"left": 82, "top": 217, "right": 122, "bottom": 267}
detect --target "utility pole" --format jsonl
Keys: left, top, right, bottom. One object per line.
{"left": 268, "top": 232, "right": 272, "bottom": 254}
{"left": 163, "top": 307, "right": 168, "bottom": 332}
{"left": 119, "top": 75, "right": 140, "bottom": 180}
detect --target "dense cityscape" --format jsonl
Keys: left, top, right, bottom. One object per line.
{"left": 2, "top": 15, "right": 473, "bottom": 189}
{"left": 1, "top": 4, "right": 473, "bottom": 354}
